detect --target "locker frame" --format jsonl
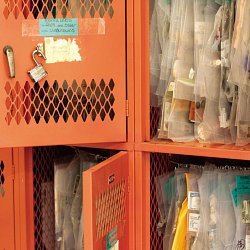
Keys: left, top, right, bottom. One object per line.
{"left": 0, "top": 148, "right": 15, "bottom": 250}
{"left": 133, "top": 1, "right": 250, "bottom": 250}
{"left": 7, "top": 0, "right": 250, "bottom": 250}
{"left": 10, "top": 0, "right": 135, "bottom": 248}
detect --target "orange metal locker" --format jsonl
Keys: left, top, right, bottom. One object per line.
{"left": 132, "top": 1, "right": 250, "bottom": 250}
{"left": 0, "top": 0, "right": 135, "bottom": 249}
{"left": 0, "top": 0, "right": 126, "bottom": 147}
{"left": 13, "top": 147, "right": 134, "bottom": 250}
{"left": 0, "top": 148, "right": 15, "bottom": 250}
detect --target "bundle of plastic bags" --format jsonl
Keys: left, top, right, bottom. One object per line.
{"left": 156, "top": 163, "right": 250, "bottom": 249}
{"left": 151, "top": 0, "right": 250, "bottom": 146}
{"left": 54, "top": 150, "right": 100, "bottom": 250}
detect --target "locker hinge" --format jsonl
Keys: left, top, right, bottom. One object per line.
{"left": 125, "top": 100, "right": 129, "bottom": 117}
{"left": 127, "top": 179, "right": 130, "bottom": 193}
{"left": 12, "top": 164, "right": 15, "bottom": 180}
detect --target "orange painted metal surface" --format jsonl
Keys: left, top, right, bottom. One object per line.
{"left": 83, "top": 151, "right": 130, "bottom": 250}
{"left": 135, "top": 141, "right": 250, "bottom": 161}
{"left": 126, "top": 0, "right": 135, "bottom": 144}
{"left": 13, "top": 147, "right": 29, "bottom": 250}
{"left": 0, "top": 148, "right": 15, "bottom": 250}
{"left": 75, "top": 142, "right": 135, "bottom": 151}
{"left": 0, "top": 0, "right": 126, "bottom": 147}
{"left": 134, "top": 0, "right": 150, "bottom": 144}
{"left": 134, "top": 152, "right": 150, "bottom": 250}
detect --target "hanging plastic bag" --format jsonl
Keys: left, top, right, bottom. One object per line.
{"left": 150, "top": 0, "right": 171, "bottom": 106}
{"left": 216, "top": 171, "right": 236, "bottom": 250}
{"left": 54, "top": 155, "right": 80, "bottom": 250}
{"left": 193, "top": 165, "right": 218, "bottom": 250}
{"left": 71, "top": 151, "right": 98, "bottom": 250}
{"left": 185, "top": 166, "right": 202, "bottom": 250}
{"left": 155, "top": 171, "right": 175, "bottom": 248}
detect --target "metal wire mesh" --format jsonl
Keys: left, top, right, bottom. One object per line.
{"left": 150, "top": 153, "right": 173, "bottom": 250}
{"left": 150, "top": 106, "right": 161, "bottom": 139}
{"left": 33, "top": 147, "right": 56, "bottom": 250}
{"left": 3, "top": 0, "right": 115, "bottom": 19}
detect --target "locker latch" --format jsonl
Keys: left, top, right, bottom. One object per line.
{"left": 3, "top": 45, "right": 15, "bottom": 78}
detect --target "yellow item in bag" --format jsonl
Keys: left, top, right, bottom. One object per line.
{"left": 171, "top": 197, "right": 188, "bottom": 250}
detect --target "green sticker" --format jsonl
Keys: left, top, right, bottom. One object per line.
{"left": 39, "top": 18, "right": 78, "bottom": 37}
{"left": 236, "top": 176, "right": 250, "bottom": 189}
{"left": 166, "top": 176, "right": 175, "bottom": 201}
{"left": 106, "top": 226, "right": 118, "bottom": 250}
{"left": 232, "top": 188, "right": 238, "bottom": 207}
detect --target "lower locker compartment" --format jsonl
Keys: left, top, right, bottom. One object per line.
{"left": 150, "top": 153, "right": 250, "bottom": 250}
{"left": 24, "top": 146, "right": 130, "bottom": 250}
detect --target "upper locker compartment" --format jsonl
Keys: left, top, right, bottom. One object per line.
{"left": 0, "top": 0, "right": 126, "bottom": 147}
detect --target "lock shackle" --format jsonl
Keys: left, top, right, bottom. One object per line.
{"left": 32, "top": 49, "right": 47, "bottom": 66}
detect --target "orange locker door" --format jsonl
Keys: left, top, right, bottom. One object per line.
{"left": 0, "top": 149, "right": 15, "bottom": 249}
{"left": 83, "top": 151, "right": 130, "bottom": 250}
{"left": 0, "top": 0, "right": 126, "bottom": 147}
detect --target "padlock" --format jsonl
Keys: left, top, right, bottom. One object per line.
{"left": 28, "top": 49, "right": 48, "bottom": 83}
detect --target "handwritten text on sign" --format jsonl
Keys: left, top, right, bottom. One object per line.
{"left": 39, "top": 18, "right": 78, "bottom": 36}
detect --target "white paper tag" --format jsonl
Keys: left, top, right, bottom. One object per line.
{"left": 188, "top": 191, "right": 200, "bottom": 211}
{"left": 45, "top": 37, "right": 82, "bottom": 63}
{"left": 189, "top": 213, "right": 200, "bottom": 233}
{"left": 189, "top": 68, "right": 195, "bottom": 80}
{"left": 246, "top": 235, "right": 250, "bottom": 250}
{"left": 109, "top": 241, "right": 119, "bottom": 250}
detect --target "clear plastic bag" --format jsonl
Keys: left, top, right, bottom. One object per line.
{"left": 216, "top": 171, "right": 236, "bottom": 250}
{"left": 236, "top": 86, "right": 250, "bottom": 146}
{"left": 54, "top": 155, "right": 80, "bottom": 250}
{"left": 155, "top": 172, "right": 176, "bottom": 248}
{"left": 152, "top": 0, "right": 250, "bottom": 145}
{"left": 167, "top": 99, "right": 195, "bottom": 142}
{"left": 54, "top": 151, "right": 98, "bottom": 250}
{"left": 150, "top": 0, "right": 171, "bottom": 106}
{"left": 193, "top": 166, "right": 218, "bottom": 250}
{"left": 186, "top": 167, "right": 202, "bottom": 250}
{"left": 197, "top": 98, "right": 232, "bottom": 144}
{"left": 71, "top": 152, "right": 98, "bottom": 250}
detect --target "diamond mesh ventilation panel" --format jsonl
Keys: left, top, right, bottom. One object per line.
{"left": 150, "top": 106, "right": 161, "bottom": 139}
{"left": 96, "top": 180, "right": 126, "bottom": 239}
{"left": 5, "top": 79, "right": 115, "bottom": 125}
{"left": 150, "top": 153, "right": 172, "bottom": 250}
{"left": 3, "top": 0, "right": 115, "bottom": 19}
{"left": 33, "top": 147, "right": 55, "bottom": 250}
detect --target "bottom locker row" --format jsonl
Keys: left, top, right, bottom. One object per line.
{"left": 150, "top": 154, "right": 250, "bottom": 250}
{"left": 0, "top": 146, "right": 132, "bottom": 250}
{"left": 2, "top": 148, "right": 250, "bottom": 249}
